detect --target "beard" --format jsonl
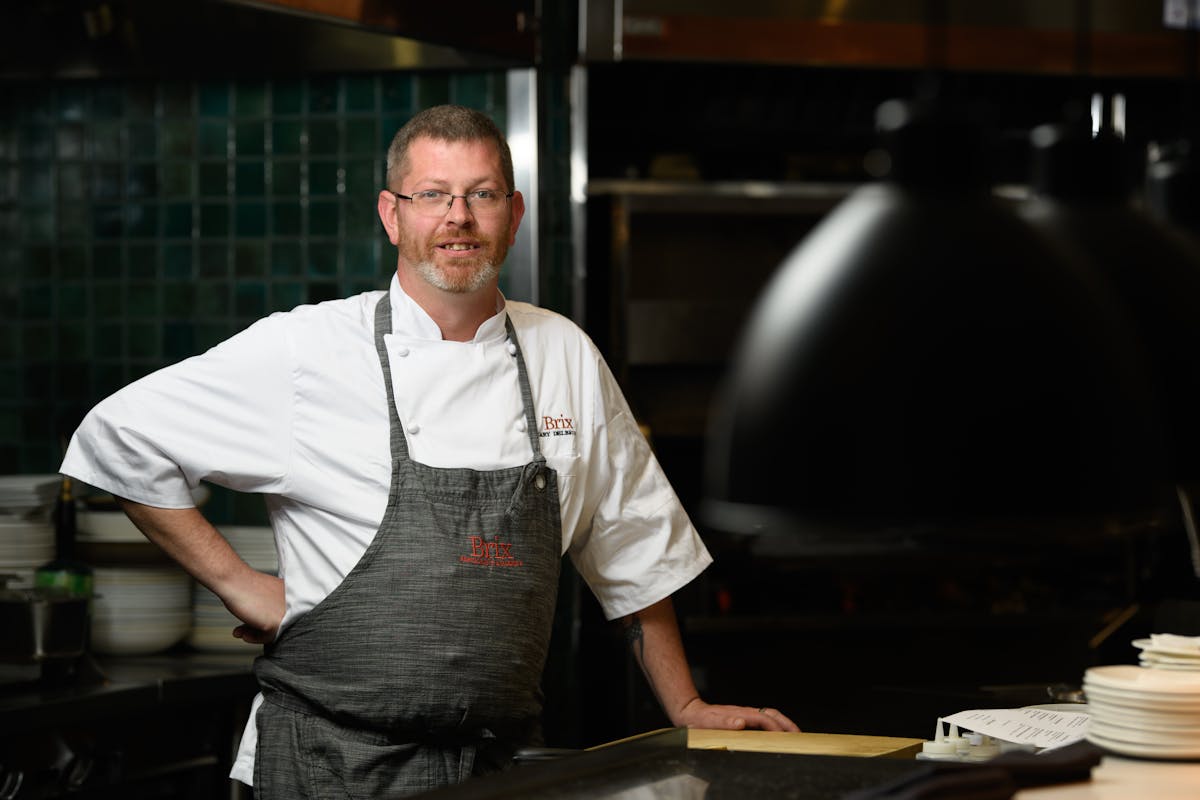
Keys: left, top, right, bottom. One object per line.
{"left": 400, "top": 225, "right": 511, "bottom": 294}
{"left": 414, "top": 256, "right": 501, "bottom": 293}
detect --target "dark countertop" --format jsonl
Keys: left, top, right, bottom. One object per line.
{"left": 419, "top": 729, "right": 925, "bottom": 800}
{"left": 0, "top": 650, "right": 259, "bottom": 732}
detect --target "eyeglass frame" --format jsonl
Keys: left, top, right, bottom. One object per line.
{"left": 390, "top": 189, "right": 515, "bottom": 216}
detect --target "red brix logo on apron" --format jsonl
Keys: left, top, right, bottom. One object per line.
{"left": 459, "top": 536, "right": 524, "bottom": 567}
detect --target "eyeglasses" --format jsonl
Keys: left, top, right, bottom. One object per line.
{"left": 391, "top": 189, "right": 513, "bottom": 217}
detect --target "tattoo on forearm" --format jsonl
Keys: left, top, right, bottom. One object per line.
{"left": 622, "top": 614, "right": 665, "bottom": 710}
{"left": 623, "top": 614, "right": 645, "bottom": 667}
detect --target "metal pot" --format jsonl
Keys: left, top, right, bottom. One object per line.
{"left": 0, "top": 577, "right": 89, "bottom": 663}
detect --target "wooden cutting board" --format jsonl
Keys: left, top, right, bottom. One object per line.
{"left": 687, "top": 729, "right": 923, "bottom": 758}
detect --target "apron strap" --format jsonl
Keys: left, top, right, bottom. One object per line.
{"left": 374, "top": 294, "right": 412, "bottom": 464}
{"left": 504, "top": 314, "right": 545, "bottom": 460}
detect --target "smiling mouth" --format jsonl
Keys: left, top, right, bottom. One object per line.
{"left": 439, "top": 242, "right": 481, "bottom": 252}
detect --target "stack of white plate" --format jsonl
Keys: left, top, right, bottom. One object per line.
{"left": 1083, "top": 664, "right": 1200, "bottom": 759}
{"left": 189, "top": 525, "right": 277, "bottom": 653}
{"left": 77, "top": 509, "right": 145, "bottom": 543}
{"left": 1133, "top": 634, "right": 1200, "bottom": 671}
{"left": 0, "top": 474, "right": 60, "bottom": 587}
{"left": 0, "top": 474, "right": 60, "bottom": 514}
{"left": 0, "top": 514, "right": 55, "bottom": 588}
{"left": 91, "top": 565, "right": 193, "bottom": 655}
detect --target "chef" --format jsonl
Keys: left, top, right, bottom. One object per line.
{"left": 60, "top": 104, "right": 798, "bottom": 798}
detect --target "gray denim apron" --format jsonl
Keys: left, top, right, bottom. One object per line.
{"left": 252, "top": 295, "right": 562, "bottom": 799}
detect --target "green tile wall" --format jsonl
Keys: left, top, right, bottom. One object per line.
{"left": 1, "top": 71, "right": 511, "bottom": 520}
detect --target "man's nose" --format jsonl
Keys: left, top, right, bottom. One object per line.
{"left": 444, "top": 194, "right": 474, "bottom": 224}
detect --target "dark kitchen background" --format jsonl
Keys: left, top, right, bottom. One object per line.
{"left": 4, "top": 1, "right": 1200, "bottom": 797}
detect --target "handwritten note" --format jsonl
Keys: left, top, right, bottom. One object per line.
{"left": 942, "top": 707, "right": 1090, "bottom": 750}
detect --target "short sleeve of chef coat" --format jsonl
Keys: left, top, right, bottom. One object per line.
{"left": 566, "top": 351, "right": 713, "bottom": 621}
{"left": 60, "top": 314, "right": 293, "bottom": 507}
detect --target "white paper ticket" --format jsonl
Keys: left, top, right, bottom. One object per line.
{"left": 942, "top": 707, "right": 1090, "bottom": 750}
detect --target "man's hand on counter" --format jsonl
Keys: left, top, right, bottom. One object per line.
{"left": 620, "top": 597, "right": 802, "bottom": 733}
{"left": 674, "top": 698, "right": 801, "bottom": 732}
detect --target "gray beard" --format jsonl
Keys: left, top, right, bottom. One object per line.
{"left": 415, "top": 258, "right": 500, "bottom": 293}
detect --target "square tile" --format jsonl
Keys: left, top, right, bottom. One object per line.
{"left": 308, "top": 200, "right": 339, "bottom": 236}
{"left": 199, "top": 163, "right": 230, "bottom": 196}
{"left": 235, "top": 81, "right": 268, "bottom": 116}
{"left": 272, "top": 80, "right": 304, "bottom": 115}
{"left": 308, "top": 120, "right": 339, "bottom": 155}
{"left": 307, "top": 241, "right": 338, "bottom": 276}
{"left": 271, "top": 120, "right": 303, "bottom": 156}
{"left": 272, "top": 201, "right": 301, "bottom": 236}
{"left": 271, "top": 160, "right": 301, "bottom": 196}
{"left": 344, "top": 76, "right": 377, "bottom": 112}
{"left": 198, "top": 81, "right": 231, "bottom": 117}
{"left": 199, "top": 203, "right": 230, "bottom": 237}
{"left": 198, "top": 120, "right": 230, "bottom": 158}
{"left": 235, "top": 162, "right": 266, "bottom": 196}
{"left": 161, "top": 163, "right": 194, "bottom": 197}
{"left": 197, "top": 244, "right": 230, "bottom": 279}
{"left": 308, "top": 160, "right": 340, "bottom": 195}
{"left": 270, "top": 242, "right": 302, "bottom": 276}
{"left": 234, "top": 241, "right": 266, "bottom": 276}
{"left": 235, "top": 121, "right": 266, "bottom": 157}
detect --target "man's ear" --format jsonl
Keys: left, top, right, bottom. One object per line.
{"left": 377, "top": 190, "right": 401, "bottom": 244}
{"left": 508, "top": 190, "right": 526, "bottom": 246}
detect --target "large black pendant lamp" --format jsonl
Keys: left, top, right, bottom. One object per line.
{"left": 702, "top": 97, "right": 1169, "bottom": 541}
{"left": 1020, "top": 102, "right": 1200, "bottom": 487}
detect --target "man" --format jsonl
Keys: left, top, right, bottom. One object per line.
{"left": 61, "top": 104, "right": 797, "bottom": 798}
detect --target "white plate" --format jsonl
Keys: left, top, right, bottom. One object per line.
{"left": 1087, "top": 730, "right": 1200, "bottom": 760}
{"left": 90, "top": 614, "right": 191, "bottom": 655}
{"left": 93, "top": 611, "right": 193, "bottom": 629}
{"left": 0, "top": 557, "right": 52, "bottom": 569}
{"left": 1084, "top": 683, "right": 1200, "bottom": 712}
{"left": 1140, "top": 650, "right": 1200, "bottom": 664}
{"left": 0, "top": 544, "right": 55, "bottom": 560}
{"left": 0, "top": 531, "right": 54, "bottom": 547}
{"left": 77, "top": 511, "right": 144, "bottom": 542}
{"left": 92, "top": 565, "right": 189, "bottom": 584}
{"left": 1085, "top": 665, "right": 1200, "bottom": 695}
{"left": 1091, "top": 703, "right": 1200, "bottom": 730}
{"left": 1089, "top": 718, "right": 1200, "bottom": 746}
{"left": 1140, "top": 659, "right": 1200, "bottom": 672}
{"left": 1133, "top": 638, "right": 1200, "bottom": 658}
{"left": 0, "top": 516, "right": 53, "bottom": 527}
{"left": 0, "top": 475, "right": 61, "bottom": 506}
{"left": 95, "top": 597, "right": 192, "bottom": 614}
{"left": 187, "top": 627, "right": 263, "bottom": 653}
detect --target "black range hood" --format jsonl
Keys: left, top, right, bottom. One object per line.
{"left": 581, "top": 0, "right": 1199, "bottom": 78}
{"left": 0, "top": 0, "right": 536, "bottom": 79}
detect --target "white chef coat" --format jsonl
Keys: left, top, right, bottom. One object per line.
{"left": 60, "top": 274, "right": 712, "bottom": 786}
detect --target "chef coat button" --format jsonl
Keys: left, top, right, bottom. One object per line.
{"left": 516, "top": 419, "right": 527, "bottom": 432}
{"left": 507, "top": 342, "right": 517, "bottom": 356}
{"left": 396, "top": 345, "right": 410, "bottom": 357}
{"left": 407, "top": 423, "right": 420, "bottom": 434}
{"left": 534, "top": 472, "right": 547, "bottom": 491}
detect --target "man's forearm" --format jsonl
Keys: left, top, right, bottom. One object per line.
{"left": 620, "top": 595, "right": 802, "bottom": 732}
{"left": 119, "top": 500, "right": 247, "bottom": 592}
{"left": 620, "top": 596, "right": 700, "bottom": 724}
{"left": 117, "top": 499, "right": 284, "bottom": 640}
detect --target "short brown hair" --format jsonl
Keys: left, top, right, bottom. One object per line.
{"left": 385, "top": 105, "right": 514, "bottom": 192}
